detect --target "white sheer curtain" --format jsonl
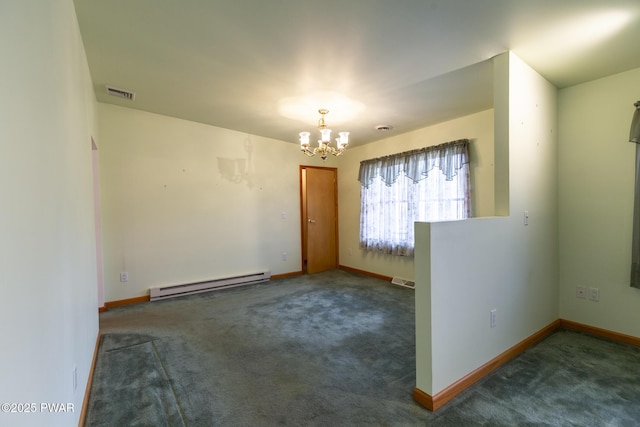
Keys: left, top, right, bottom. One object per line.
{"left": 358, "top": 139, "right": 470, "bottom": 256}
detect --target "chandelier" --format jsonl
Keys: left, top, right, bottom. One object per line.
{"left": 299, "top": 109, "right": 349, "bottom": 160}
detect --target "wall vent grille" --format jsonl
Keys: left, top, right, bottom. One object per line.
{"left": 106, "top": 85, "right": 136, "bottom": 101}
{"left": 391, "top": 276, "right": 415, "bottom": 289}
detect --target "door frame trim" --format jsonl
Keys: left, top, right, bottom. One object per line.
{"left": 299, "top": 165, "right": 339, "bottom": 274}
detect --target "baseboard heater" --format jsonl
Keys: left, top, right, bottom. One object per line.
{"left": 150, "top": 271, "right": 270, "bottom": 301}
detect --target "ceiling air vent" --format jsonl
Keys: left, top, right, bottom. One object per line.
{"left": 375, "top": 125, "right": 393, "bottom": 132}
{"left": 105, "top": 85, "right": 136, "bottom": 101}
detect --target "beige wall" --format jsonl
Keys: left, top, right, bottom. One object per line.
{"left": 415, "top": 52, "right": 559, "bottom": 395}
{"left": 0, "top": 1, "right": 99, "bottom": 425}
{"left": 558, "top": 67, "right": 640, "bottom": 336}
{"left": 99, "top": 103, "right": 331, "bottom": 302}
{"left": 337, "top": 109, "right": 496, "bottom": 280}
{"left": 99, "top": 102, "right": 496, "bottom": 301}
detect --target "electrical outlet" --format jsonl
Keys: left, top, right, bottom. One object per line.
{"left": 120, "top": 271, "right": 129, "bottom": 282}
{"left": 490, "top": 309, "right": 497, "bottom": 328}
{"left": 576, "top": 286, "right": 587, "bottom": 299}
{"left": 281, "top": 252, "right": 287, "bottom": 261}
{"left": 589, "top": 287, "right": 600, "bottom": 301}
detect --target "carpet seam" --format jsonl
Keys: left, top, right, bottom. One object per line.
{"left": 150, "top": 340, "right": 188, "bottom": 427}
{"left": 103, "top": 339, "right": 160, "bottom": 353}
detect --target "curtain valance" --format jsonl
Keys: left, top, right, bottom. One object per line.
{"left": 358, "top": 139, "right": 470, "bottom": 188}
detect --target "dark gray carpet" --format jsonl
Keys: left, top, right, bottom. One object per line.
{"left": 86, "top": 269, "right": 640, "bottom": 426}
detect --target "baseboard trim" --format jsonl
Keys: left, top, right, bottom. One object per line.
{"left": 414, "top": 318, "right": 640, "bottom": 412}
{"left": 412, "top": 387, "right": 435, "bottom": 411}
{"left": 338, "top": 265, "right": 393, "bottom": 282}
{"left": 104, "top": 295, "right": 150, "bottom": 310}
{"left": 559, "top": 319, "right": 640, "bottom": 347}
{"left": 271, "top": 271, "right": 303, "bottom": 280}
{"left": 102, "top": 273, "right": 306, "bottom": 309}
{"left": 102, "top": 273, "right": 305, "bottom": 309}
{"left": 78, "top": 330, "right": 101, "bottom": 427}
{"left": 414, "top": 319, "right": 562, "bottom": 412}
{"left": 101, "top": 269, "right": 381, "bottom": 307}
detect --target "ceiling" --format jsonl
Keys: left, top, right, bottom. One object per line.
{"left": 74, "top": 0, "right": 640, "bottom": 147}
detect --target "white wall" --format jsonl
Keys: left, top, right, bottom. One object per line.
{"left": 337, "top": 109, "right": 496, "bottom": 281}
{"left": 99, "top": 103, "right": 330, "bottom": 302}
{"left": 558, "top": 67, "right": 640, "bottom": 336}
{"left": 415, "top": 52, "right": 559, "bottom": 395}
{"left": 0, "top": 1, "right": 99, "bottom": 426}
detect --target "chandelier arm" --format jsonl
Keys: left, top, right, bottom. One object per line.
{"left": 301, "top": 147, "right": 316, "bottom": 157}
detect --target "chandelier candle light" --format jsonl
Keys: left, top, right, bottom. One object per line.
{"left": 299, "top": 109, "right": 349, "bottom": 160}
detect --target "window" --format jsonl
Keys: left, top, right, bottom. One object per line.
{"left": 358, "top": 139, "right": 471, "bottom": 256}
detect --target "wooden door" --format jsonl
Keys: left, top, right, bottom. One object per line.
{"left": 301, "top": 167, "right": 338, "bottom": 274}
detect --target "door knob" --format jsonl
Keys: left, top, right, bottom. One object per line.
{"left": 308, "top": 219, "right": 316, "bottom": 223}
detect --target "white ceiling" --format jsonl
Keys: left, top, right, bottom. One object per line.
{"left": 73, "top": 0, "right": 640, "bottom": 147}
